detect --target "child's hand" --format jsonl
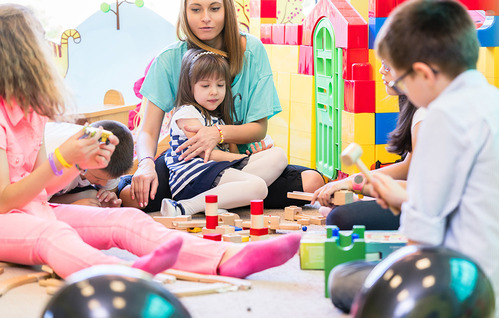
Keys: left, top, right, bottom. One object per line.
{"left": 96, "top": 189, "right": 122, "bottom": 208}
{"left": 245, "top": 140, "right": 272, "bottom": 155}
{"left": 59, "top": 127, "right": 119, "bottom": 170}
{"left": 370, "top": 173, "right": 407, "bottom": 211}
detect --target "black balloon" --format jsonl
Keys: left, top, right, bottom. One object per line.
{"left": 351, "top": 245, "right": 496, "bottom": 318}
{"left": 42, "top": 265, "right": 191, "bottom": 318}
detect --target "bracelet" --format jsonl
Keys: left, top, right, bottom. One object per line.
{"left": 54, "top": 147, "right": 73, "bottom": 168}
{"left": 214, "top": 124, "right": 224, "bottom": 144}
{"left": 48, "top": 153, "right": 63, "bottom": 176}
{"left": 75, "top": 163, "right": 87, "bottom": 176}
{"left": 138, "top": 156, "right": 154, "bottom": 166}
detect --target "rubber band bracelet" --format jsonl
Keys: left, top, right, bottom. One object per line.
{"left": 54, "top": 147, "right": 73, "bottom": 168}
{"left": 214, "top": 124, "right": 224, "bottom": 144}
{"left": 48, "top": 152, "right": 63, "bottom": 176}
{"left": 138, "top": 156, "right": 154, "bottom": 166}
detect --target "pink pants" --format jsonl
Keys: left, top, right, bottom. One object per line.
{"left": 0, "top": 204, "right": 229, "bottom": 278}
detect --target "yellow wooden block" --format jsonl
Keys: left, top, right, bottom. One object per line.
{"left": 289, "top": 129, "right": 315, "bottom": 168}
{"left": 375, "top": 144, "right": 402, "bottom": 163}
{"left": 267, "top": 121, "right": 289, "bottom": 158}
{"left": 264, "top": 44, "right": 272, "bottom": 61}
{"left": 375, "top": 81, "right": 399, "bottom": 113}
{"left": 290, "top": 74, "right": 315, "bottom": 104}
{"left": 249, "top": 17, "right": 261, "bottom": 39}
{"left": 369, "top": 49, "right": 382, "bottom": 82}
{"left": 340, "top": 142, "right": 375, "bottom": 175}
{"left": 290, "top": 101, "right": 314, "bottom": 133}
{"left": 271, "top": 44, "right": 299, "bottom": 73}
{"left": 341, "top": 111, "right": 375, "bottom": 145}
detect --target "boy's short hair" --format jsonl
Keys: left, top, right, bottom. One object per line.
{"left": 90, "top": 120, "right": 133, "bottom": 178}
{"left": 375, "top": 0, "right": 479, "bottom": 79}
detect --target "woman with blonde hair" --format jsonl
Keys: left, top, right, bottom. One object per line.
{"left": 120, "top": 0, "right": 325, "bottom": 211}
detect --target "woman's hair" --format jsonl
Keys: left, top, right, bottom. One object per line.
{"left": 177, "top": 0, "right": 243, "bottom": 78}
{"left": 175, "top": 49, "right": 235, "bottom": 125}
{"left": 386, "top": 95, "right": 418, "bottom": 156}
{"left": 0, "top": 4, "right": 66, "bottom": 119}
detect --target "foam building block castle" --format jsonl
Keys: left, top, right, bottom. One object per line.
{"left": 250, "top": 0, "right": 499, "bottom": 179}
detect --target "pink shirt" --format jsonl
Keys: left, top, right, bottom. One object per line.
{"left": 0, "top": 99, "right": 53, "bottom": 218}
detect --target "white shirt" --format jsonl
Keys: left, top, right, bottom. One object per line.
{"left": 400, "top": 70, "right": 499, "bottom": 312}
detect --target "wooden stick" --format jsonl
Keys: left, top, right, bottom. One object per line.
{"left": 163, "top": 269, "right": 251, "bottom": 290}
{"left": 169, "top": 283, "right": 237, "bottom": 297}
{"left": 0, "top": 272, "right": 51, "bottom": 296}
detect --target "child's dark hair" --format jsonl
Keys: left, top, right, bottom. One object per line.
{"left": 175, "top": 49, "right": 235, "bottom": 125}
{"left": 387, "top": 95, "right": 418, "bottom": 156}
{"left": 90, "top": 120, "right": 133, "bottom": 178}
{"left": 375, "top": 0, "right": 479, "bottom": 79}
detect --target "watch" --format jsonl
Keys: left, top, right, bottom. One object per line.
{"left": 351, "top": 173, "right": 366, "bottom": 194}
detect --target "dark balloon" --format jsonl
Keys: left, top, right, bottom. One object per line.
{"left": 42, "top": 265, "right": 191, "bottom": 318}
{"left": 351, "top": 245, "right": 496, "bottom": 318}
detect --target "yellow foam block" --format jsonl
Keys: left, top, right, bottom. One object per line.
{"left": 340, "top": 142, "right": 375, "bottom": 175}
{"left": 375, "top": 144, "right": 402, "bottom": 164}
{"left": 341, "top": 111, "right": 375, "bottom": 145}
{"left": 249, "top": 17, "right": 261, "bottom": 39}
{"left": 375, "top": 81, "right": 399, "bottom": 113}
{"left": 289, "top": 129, "right": 315, "bottom": 168}
{"left": 486, "top": 77, "right": 499, "bottom": 89}
{"left": 349, "top": 0, "right": 368, "bottom": 22}
{"left": 477, "top": 47, "right": 499, "bottom": 79}
{"left": 290, "top": 101, "right": 315, "bottom": 133}
{"left": 264, "top": 44, "right": 272, "bottom": 61}
{"left": 369, "top": 49, "right": 382, "bottom": 82}
{"left": 267, "top": 121, "right": 289, "bottom": 158}
{"left": 271, "top": 44, "right": 299, "bottom": 73}
{"left": 276, "top": 72, "right": 291, "bottom": 108}
{"left": 290, "top": 74, "right": 315, "bottom": 104}
{"left": 290, "top": 156, "right": 314, "bottom": 169}
{"left": 260, "top": 17, "right": 277, "bottom": 24}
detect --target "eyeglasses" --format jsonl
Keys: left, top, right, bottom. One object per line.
{"left": 388, "top": 64, "right": 439, "bottom": 95}
{"left": 381, "top": 60, "right": 391, "bottom": 73}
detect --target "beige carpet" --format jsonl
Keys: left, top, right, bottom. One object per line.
{"left": 0, "top": 206, "right": 350, "bottom": 318}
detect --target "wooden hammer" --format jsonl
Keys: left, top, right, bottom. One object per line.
{"left": 341, "top": 143, "right": 400, "bottom": 215}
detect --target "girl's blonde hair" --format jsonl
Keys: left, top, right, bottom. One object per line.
{"left": 175, "top": 49, "right": 235, "bottom": 125}
{"left": 177, "top": 0, "right": 244, "bottom": 78}
{"left": 0, "top": 4, "right": 66, "bottom": 119}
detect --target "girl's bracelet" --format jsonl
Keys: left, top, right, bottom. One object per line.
{"left": 214, "top": 124, "right": 224, "bottom": 144}
{"left": 48, "top": 152, "right": 63, "bottom": 176}
{"left": 138, "top": 156, "right": 154, "bottom": 166}
{"left": 54, "top": 147, "right": 73, "bottom": 168}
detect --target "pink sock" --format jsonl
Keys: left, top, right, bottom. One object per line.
{"left": 132, "top": 237, "right": 183, "bottom": 276}
{"left": 218, "top": 233, "right": 301, "bottom": 278}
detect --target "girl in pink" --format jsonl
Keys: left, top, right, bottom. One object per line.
{"left": 0, "top": 4, "right": 300, "bottom": 279}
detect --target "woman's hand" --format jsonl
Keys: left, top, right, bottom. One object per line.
{"left": 59, "top": 127, "right": 118, "bottom": 170}
{"left": 311, "top": 179, "right": 351, "bottom": 207}
{"left": 370, "top": 173, "right": 407, "bottom": 211}
{"left": 245, "top": 140, "right": 272, "bottom": 155}
{"left": 131, "top": 158, "right": 159, "bottom": 208}
{"left": 177, "top": 125, "right": 220, "bottom": 162}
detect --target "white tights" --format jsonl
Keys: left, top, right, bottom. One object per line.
{"left": 180, "top": 147, "right": 288, "bottom": 214}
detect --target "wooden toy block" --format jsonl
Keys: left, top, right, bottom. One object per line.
{"left": 241, "top": 236, "right": 250, "bottom": 242}
{"left": 324, "top": 225, "right": 366, "bottom": 297}
{"left": 297, "top": 218, "right": 311, "bottom": 226}
{"left": 203, "top": 233, "right": 222, "bottom": 241}
{"left": 271, "top": 24, "right": 285, "bottom": 44}
{"left": 310, "top": 216, "right": 326, "bottom": 225}
{"left": 260, "top": 24, "right": 272, "bottom": 44}
{"left": 344, "top": 79, "right": 375, "bottom": 113}
{"left": 375, "top": 81, "right": 399, "bottom": 113}
{"left": 294, "top": 214, "right": 310, "bottom": 221}
{"left": 332, "top": 190, "right": 355, "bottom": 206}
{"left": 215, "top": 225, "right": 236, "bottom": 235}
{"left": 38, "top": 278, "right": 64, "bottom": 288}
{"left": 375, "top": 112, "right": 399, "bottom": 145}
{"left": 174, "top": 215, "right": 192, "bottom": 222}
{"left": 251, "top": 234, "right": 270, "bottom": 241}
{"left": 375, "top": 144, "right": 402, "bottom": 163}
{"left": 206, "top": 215, "right": 218, "bottom": 229}
{"left": 341, "top": 111, "right": 375, "bottom": 144}
{"left": 175, "top": 220, "right": 206, "bottom": 229}
{"left": 284, "top": 24, "right": 303, "bottom": 45}
{"left": 153, "top": 216, "right": 177, "bottom": 229}
{"left": 238, "top": 230, "right": 251, "bottom": 236}
{"left": 284, "top": 205, "right": 303, "bottom": 220}
{"left": 223, "top": 233, "right": 243, "bottom": 243}
{"left": 342, "top": 48, "right": 369, "bottom": 80}
{"left": 153, "top": 273, "right": 176, "bottom": 284}
{"left": 241, "top": 220, "right": 251, "bottom": 228}
{"left": 0, "top": 272, "right": 51, "bottom": 296}
{"left": 186, "top": 227, "right": 202, "bottom": 233}
{"left": 218, "top": 212, "right": 237, "bottom": 226}
{"left": 250, "top": 228, "right": 269, "bottom": 236}
{"left": 263, "top": 215, "right": 281, "bottom": 230}
{"left": 270, "top": 44, "right": 299, "bottom": 73}
{"left": 164, "top": 268, "right": 251, "bottom": 290}
{"left": 300, "top": 234, "right": 326, "bottom": 269}
{"left": 234, "top": 219, "right": 243, "bottom": 228}
{"left": 202, "top": 227, "right": 218, "bottom": 235}
{"left": 41, "top": 265, "right": 54, "bottom": 274}
{"left": 278, "top": 223, "right": 302, "bottom": 231}
{"left": 298, "top": 45, "right": 314, "bottom": 75}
